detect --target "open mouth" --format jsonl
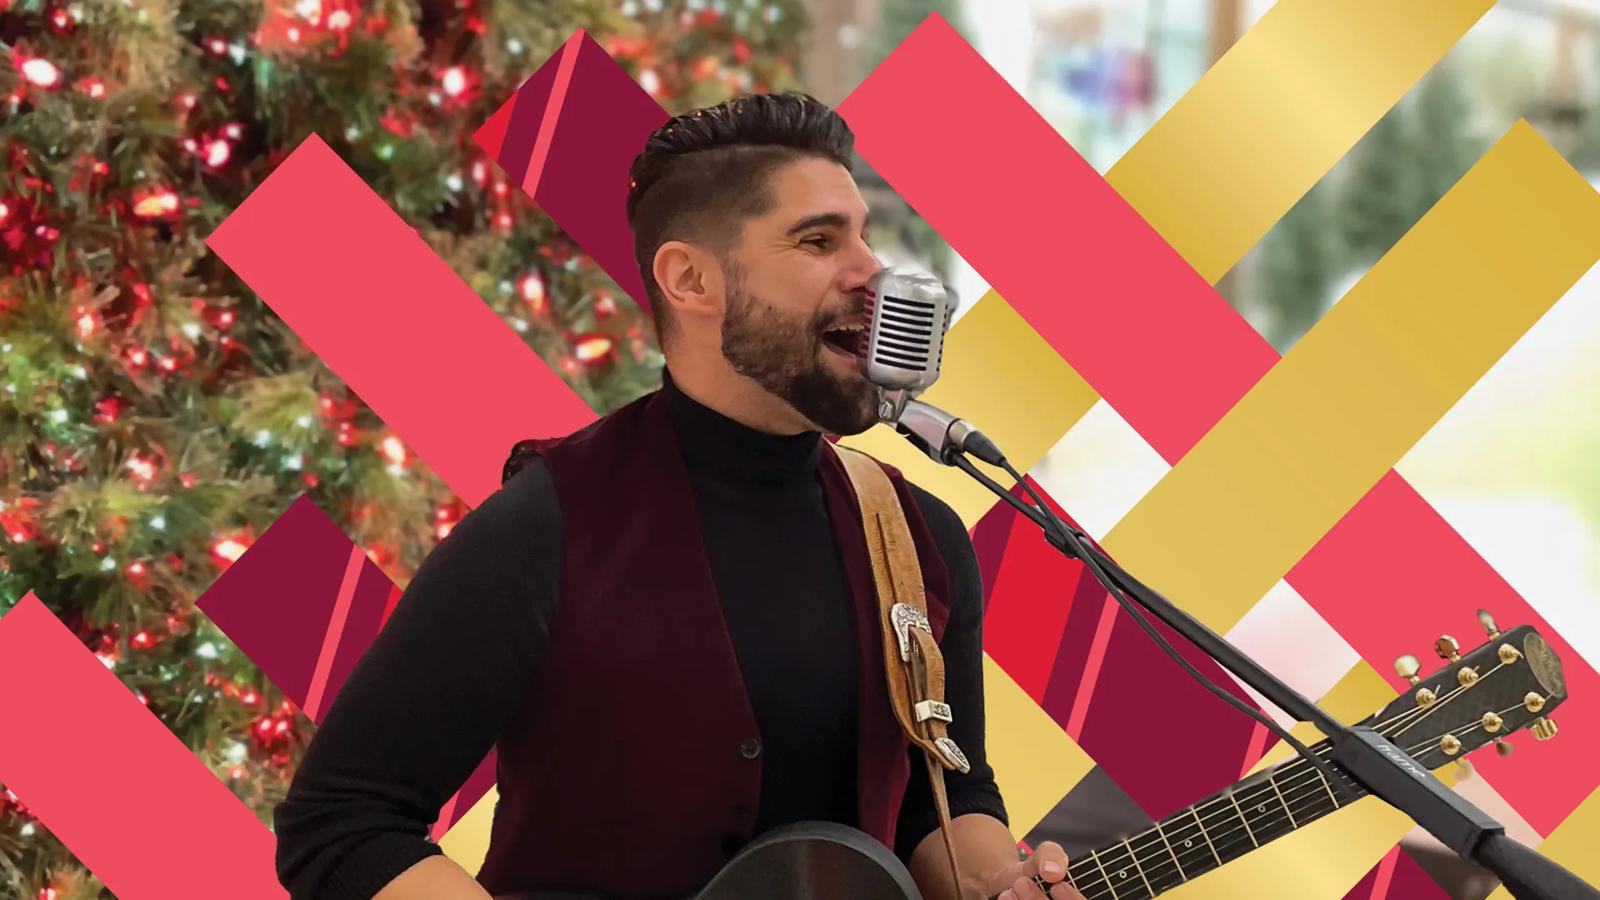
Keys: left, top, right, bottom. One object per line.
{"left": 819, "top": 322, "right": 865, "bottom": 357}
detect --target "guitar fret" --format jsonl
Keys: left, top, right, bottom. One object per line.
{"left": 1237, "top": 779, "right": 1295, "bottom": 844}
{"left": 1190, "top": 804, "right": 1222, "bottom": 866}
{"left": 1123, "top": 837, "right": 1155, "bottom": 897}
{"left": 1267, "top": 770, "right": 1297, "bottom": 828}
{"left": 1065, "top": 740, "right": 1392, "bottom": 897}
{"left": 1318, "top": 766, "right": 1341, "bottom": 809}
{"left": 1088, "top": 848, "right": 1119, "bottom": 900}
{"left": 1152, "top": 819, "right": 1187, "bottom": 882}
{"left": 1154, "top": 810, "right": 1214, "bottom": 878}
{"left": 1225, "top": 790, "right": 1258, "bottom": 848}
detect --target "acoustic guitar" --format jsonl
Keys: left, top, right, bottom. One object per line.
{"left": 499, "top": 620, "right": 1568, "bottom": 900}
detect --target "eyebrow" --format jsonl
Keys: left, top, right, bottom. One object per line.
{"left": 784, "top": 210, "right": 871, "bottom": 236}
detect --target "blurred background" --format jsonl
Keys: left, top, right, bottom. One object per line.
{"left": 1, "top": 0, "right": 1596, "bottom": 897}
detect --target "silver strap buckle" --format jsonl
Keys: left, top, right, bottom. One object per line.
{"left": 934, "top": 737, "right": 971, "bottom": 774}
{"left": 915, "top": 700, "right": 953, "bottom": 723}
{"left": 890, "top": 602, "right": 932, "bottom": 661}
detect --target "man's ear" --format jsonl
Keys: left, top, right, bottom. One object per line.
{"left": 652, "top": 240, "right": 724, "bottom": 326}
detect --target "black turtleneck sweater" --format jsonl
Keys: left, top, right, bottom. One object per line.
{"left": 273, "top": 369, "right": 1007, "bottom": 899}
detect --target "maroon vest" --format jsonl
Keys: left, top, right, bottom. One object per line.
{"left": 474, "top": 385, "right": 952, "bottom": 898}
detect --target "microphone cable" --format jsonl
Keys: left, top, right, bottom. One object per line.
{"left": 946, "top": 449, "right": 1343, "bottom": 790}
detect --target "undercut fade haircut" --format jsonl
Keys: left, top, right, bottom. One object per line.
{"left": 625, "top": 92, "right": 856, "bottom": 348}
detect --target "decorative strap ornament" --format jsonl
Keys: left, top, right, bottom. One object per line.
{"left": 831, "top": 443, "right": 971, "bottom": 897}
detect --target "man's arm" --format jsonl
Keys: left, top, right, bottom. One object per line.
{"left": 273, "top": 460, "right": 562, "bottom": 899}
{"left": 373, "top": 856, "right": 493, "bottom": 900}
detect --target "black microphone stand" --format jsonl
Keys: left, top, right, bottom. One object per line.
{"left": 924, "top": 437, "right": 1597, "bottom": 899}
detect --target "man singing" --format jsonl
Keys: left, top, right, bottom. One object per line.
{"left": 273, "top": 91, "right": 1081, "bottom": 900}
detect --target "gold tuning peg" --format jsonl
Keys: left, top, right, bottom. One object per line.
{"left": 1478, "top": 609, "right": 1502, "bottom": 640}
{"left": 1435, "top": 635, "right": 1462, "bottom": 663}
{"left": 1531, "top": 717, "right": 1559, "bottom": 742}
{"left": 1393, "top": 654, "right": 1421, "bottom": 685}
{"left": 1454, "top": 758, "right": 1475, "bottom": 779}
{"left": 1495, "top": 738, "right": 1514, "bottom": 757}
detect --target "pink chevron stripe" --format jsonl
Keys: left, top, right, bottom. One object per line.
{"left": 1290, "top": 473, "right": 1597, "bottom": 834}
{"left": 981, "top": 511, "right": 1076, "bottom": 699}
{"left": 1065, "top": 594, "right": 1120, "bottom": 740}
{"left": 380, "top": 581, "right": 403, "bottom": 629}
{"left": 1369, "top": 846, "right": 1400, "bottom": 900}
{"left": 0, "top": 593, "right": 285, "bottom": 899}
{"left": 472, "top": 31, "right": 665, "bottom": 308}
{"left": 523, "top": 30, "right": 584, "bottom": 200}
{"left": 204, "top": 134, "right": 596, "bottom": 509}
{"left": 837, "top": 13, "right": 1597, "bottom": 834}
{"left": 837, "top": 15, "right": 1272, "bottom": 465}
{"left": 197, "top": 496, "right": 498, "bottom": 836}
{"left": 303, "top": 544, "right": 367, "bottom": 722}
{"left": 1239, "top": 722, "right": 1270, "bottom": 780}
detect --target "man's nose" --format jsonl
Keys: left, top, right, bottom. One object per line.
{"left": 841, "top": 237, "right": 882, "bottom": 292}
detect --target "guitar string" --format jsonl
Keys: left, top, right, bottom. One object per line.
{"left": 1085, "top": 694, "right": 1542, "bottom": 898}
{"left": 1056, "top": 664, "right": 1529, "bottom": 900}
{"left": 1131, "top": 662, "right": 1524, "bottom": 867}
{"left": 1069, "top": 662, "right": 1506, "bottom": 875}
{"left": 1398, "top": 699, "right": 1538, "bottom": 759}
{"left": 1064, "top": 689, "right": 1529, "bottom": 900}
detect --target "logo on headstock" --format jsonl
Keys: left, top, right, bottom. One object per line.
{"left": 1522, "top": 633, "right": 1566, "bottom": 698}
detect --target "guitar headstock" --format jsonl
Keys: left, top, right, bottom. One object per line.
{"left": 1358, "top": 610, "right": 1567, "bottom": 770}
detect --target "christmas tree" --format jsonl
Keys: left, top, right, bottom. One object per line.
{"left": 1256, "top": 181, "right": 1338, "bottom": 353}
{"left": 1409, "top": 58, "right": 1489, "bottom": 222}
{"left": 0, "top": 0, "right": 805, "bottom": 895}
{"left": 1335, "top": 98, "right": 1422, "bottom": 266}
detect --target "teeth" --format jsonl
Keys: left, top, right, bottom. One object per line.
{"left": 833, "top": 323, "right": 865, "bottom": 332}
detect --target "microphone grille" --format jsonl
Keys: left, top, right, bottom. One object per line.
{"left": 861, "top": 268, "right": 956, "bottom": 393}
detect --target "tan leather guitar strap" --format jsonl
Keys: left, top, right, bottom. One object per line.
{"left": 832, "top": 443, "right": 972, "bottom": 900}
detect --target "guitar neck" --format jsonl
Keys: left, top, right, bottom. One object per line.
{"left": 1062, "top": 741, "right": 1368, "bottom": 900}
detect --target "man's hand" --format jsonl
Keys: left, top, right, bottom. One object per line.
{"left": 982, "top": 841, "right": 1086, "bottom": 900}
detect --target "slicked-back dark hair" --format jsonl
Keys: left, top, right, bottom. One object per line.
{"left": 625, "top": 92, "right": 855, "bottom": 347}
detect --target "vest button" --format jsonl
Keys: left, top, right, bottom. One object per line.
{"left": 739, "top": 737, "right": 761, "bottom": 759}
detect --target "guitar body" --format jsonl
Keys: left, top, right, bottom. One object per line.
{"left": 491, "top": 821, "right": 923, "bottom": 900}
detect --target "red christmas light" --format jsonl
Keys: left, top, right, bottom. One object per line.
{"left": 212, "top": 533, "right": 251, "bottom": 567}
{"left": 132, "top": 188, "right": 180, "bottom": 220}
{"left": 74, "top": 307, "right": 98, "bottom": 338}
{"left": 204, "top": 138, "right": 231, "bottom": 167}
{"left": 94, "top": 396, "right": 126, "bottom": 424}
{"left": 126, "top": 453, "right": 160, "bottom": 486}
{"left": 379, "top": 435, "right": 406, "bottom": 466}
{"left": 440, "top": 65, "right": 468, "bottom": 98}
{"left": 518, "top": 272, "right": 546, "bottom": 312}
{"left": 571, "top": 333, "right": 616, "bottom": 367}
{"left": 19, "top": 57, "right": 62, "bottom": 89}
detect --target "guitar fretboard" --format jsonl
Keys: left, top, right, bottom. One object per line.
{"left": 1060, "top": 741, "right": 1367, "bottom": 900}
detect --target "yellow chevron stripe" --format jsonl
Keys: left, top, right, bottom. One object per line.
{"left": 1107, "top": 0, "right": 1493, "bottom": 283}
{"left": 1100, "top": 123, "right": 1600, "bottom": 635}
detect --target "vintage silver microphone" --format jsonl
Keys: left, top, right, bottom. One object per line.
{"left": 857, "top": 268, "right": 1005, "bottom": 466}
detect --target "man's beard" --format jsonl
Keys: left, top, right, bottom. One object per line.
{"left": 719, "top": 273, "right": 878, "bottom": 436}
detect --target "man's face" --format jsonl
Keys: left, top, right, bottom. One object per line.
{"left": 717, "top": 156, "right": 882, "bottom": 436}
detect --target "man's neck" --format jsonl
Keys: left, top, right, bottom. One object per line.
{"left": 663, "top": 355, "right": 813, "bottom": 437}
